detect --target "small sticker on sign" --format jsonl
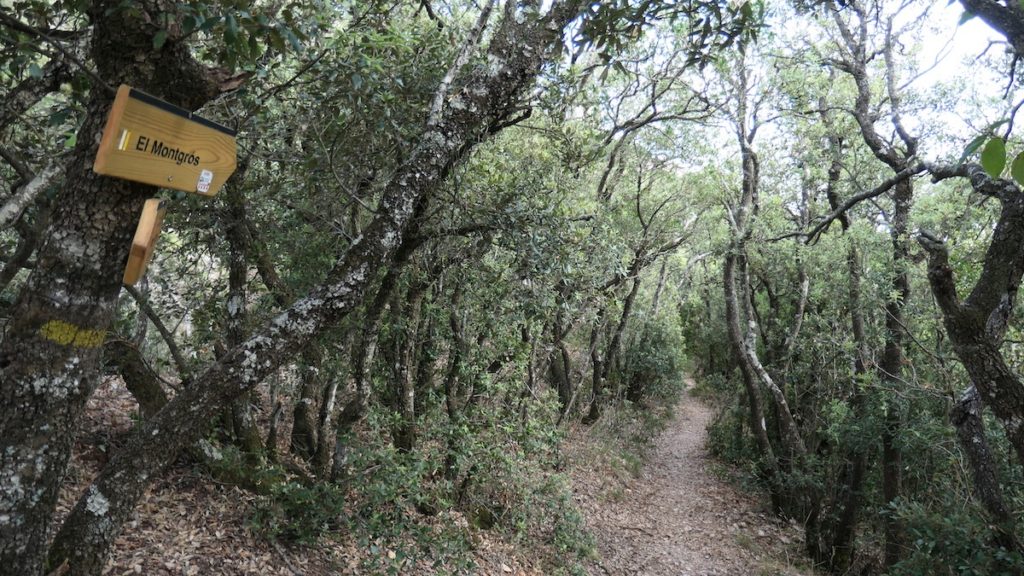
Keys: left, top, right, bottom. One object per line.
{"left": 197, "top": 169, "right": 213, "bottom": 193}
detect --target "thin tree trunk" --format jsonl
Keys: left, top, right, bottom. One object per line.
{"left": 331, "top": 225, "right": 425, "bottom": 480}
{"left": 607, "top": 275, "right": 640, "bottom": 400}
{"left": 724, "top": 252, "right": 782, "bottom": 512}
{"left": 391, "top": 280, "right": 427, "bottom": 453}
{"left": 106, "top": 340, "right": 169, "bottom": 420}
{"left": 649, "top": 258, "right": 668, "bottom": 316}
{"left": 879, "top": 178, "right": 912, "bottom": 569}
{"left": 223, "top": 177, "right": 264, "bottom": 459}
{"left": 807, "top": 243, "right": 872, "bottom": 571}
{"left": 290, "top": 366, "right": 321, "bottom": 460}
{"left": 584, "top": 307, "right": 607, "bottom": 424}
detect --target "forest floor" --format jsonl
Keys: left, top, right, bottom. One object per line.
{"left": 58, "top": 376, "right": 816, "bottom": 575}
{"left": 568, "top": 382, "right": 816, "bottom": 576}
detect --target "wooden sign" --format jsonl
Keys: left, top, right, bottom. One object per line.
{"left": 94, "top": 84, "right": 236, "bottom": 196}
{"left": 123, "top": 198, "right": 167, "bottom": 286}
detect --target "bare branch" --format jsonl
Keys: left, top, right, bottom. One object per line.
{"left": 806, "top": 163, "right": 924, "bottom": 243}
{"left": 0, "top": 162, "right": 63, "bottom": 229}
{"left": 123, "top": 285, "right": 192, "bottom": 381}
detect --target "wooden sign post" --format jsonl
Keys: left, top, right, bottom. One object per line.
{"left": 92, "top": 85, "right": 238, "bottom": 284}
{"left": 123, "top": 198, "right": 167, "bottom": 286}
{"left": 94, "top": 84, "right": 237, "bottom": 196}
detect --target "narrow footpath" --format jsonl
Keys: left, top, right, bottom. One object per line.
{"left": 572, "top": 387, "right": 814, "bottom": 576}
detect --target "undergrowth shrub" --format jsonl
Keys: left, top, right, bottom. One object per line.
{"left": 618, "top": 315, "right": 685, "bottom": 404}
{"left": 893, "top": 499, "right": 1024, "bottom": 576}
{"left": 251, "top": 481, "right": 347, "bottom": 544}
{"left": 249, "top": 385, "right": 594, "bottom": 574}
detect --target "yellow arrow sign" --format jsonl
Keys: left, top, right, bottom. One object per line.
{"left": 94, "top": 85, "right": 236, "bottom": 196}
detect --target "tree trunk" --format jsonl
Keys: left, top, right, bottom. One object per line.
{"left": 649, "top": 258, "right": 668, "bottom": 316}
{"left": 808, "top": 243, "right": 872, "bottom": 571}
{"left": 0, "top": 0, "right": 229, "bottom": 569}
{"left": 552, "top": 308, "right": 574, "bottom": 411}
{"left": 312, "top": 362, "right": 342, "bottom": 476}
{"left": 106, "top": 339, "right": 169, "bottom": 420}
{"left": 584, "top": 307, "right": 607, "bottom": 424}
{"left": 331, "top": 224, "right": 425, "bottom": 479}
{"left": 880, "top": 178, "right": 912, "bottom": 570}
{"left": 608, "top": 276, "right": 640, "bottom": 401}
{"left": 950, "top": 385, "right": 1018, "bottom": 549}
{"left": 723, "top": 251, "right": 782, "bottom": 512}
{"left": 390, "top": 280, "right": 427, "bottom": 453}
{"left": 921, "top": 163, "right": 1024, "bottom": 469}
{"left": 290, "top": 365, "right": 321, "bottom": 460}
{"left": 223, "top": 178, "right": 264, "bottom": 458}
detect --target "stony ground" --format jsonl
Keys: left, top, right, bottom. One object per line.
{"left": 571, "top": 385, "right": 815, "bottom": 576}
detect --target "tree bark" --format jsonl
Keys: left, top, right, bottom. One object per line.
{"left": 0, "top": 1, "right": 230, "bottom": 570}
{"left": 331, "top": 218, "right": 426, "bottom": 479}
{"left": 724, "top": 252, "right": 782, "bottom": 511}
{"left": 105, "top": 339, "right": 169, "bottom": 420}
{"left": 950, "top": 385, "right": 1017, "bottom": 551}
{"left": 222, "top": 174, "right": 264, "bottom": 458}
{"left": 0, "top": 57, "right": 72, "bottom": 133}
{"left": 921, "top": 163, "right": 1024, "bottom": 467}
{"left": 879, "top": 177, "right": 912, "bottom": 570}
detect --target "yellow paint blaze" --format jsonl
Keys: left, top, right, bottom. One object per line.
{"left": 38, "top": 320, "right": 105, "bottom": 348}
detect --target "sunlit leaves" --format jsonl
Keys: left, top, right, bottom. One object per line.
{"left": 980, "top": 137, "right": 1006, "bottom": 178}
{"left": 1012, "top": 152, "right": 1024, "bottom": 184}
{"left": 576, "top": 0, "right": 764, "bottom": 67}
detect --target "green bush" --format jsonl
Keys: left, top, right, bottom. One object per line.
{"left": 618, "top": 316, "right": 685, "bottom": 404}
{"left": 893, "top": 499, "right": 1024, "bottom": 576}
{"left": 251, "top": 481, "right": 347, "bottom": 544}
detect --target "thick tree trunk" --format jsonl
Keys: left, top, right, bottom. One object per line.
{"left": 0, "top": 1, "right": 227, "bottom": 569}
{"left": 950, "top": 386, "right": 1017, "bottom": 544}
{"left": 920, "top": 182, "right": 1024, "bottom": 464}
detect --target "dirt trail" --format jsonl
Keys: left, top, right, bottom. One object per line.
{"left": 573, "top": 387, "right": 812, "bottom": 576}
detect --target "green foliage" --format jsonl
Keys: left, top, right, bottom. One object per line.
{"left": 981, "top": 137, "right": 1007, "bottom": 179}
{"left": 617, "top": 315, "right": 686, "bottom": 404}
{"left": 893, "top": 499, "right": 1024, "bottom": 576}
{"left": 251, "top": 481, "right": 347, "bottom": 544}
